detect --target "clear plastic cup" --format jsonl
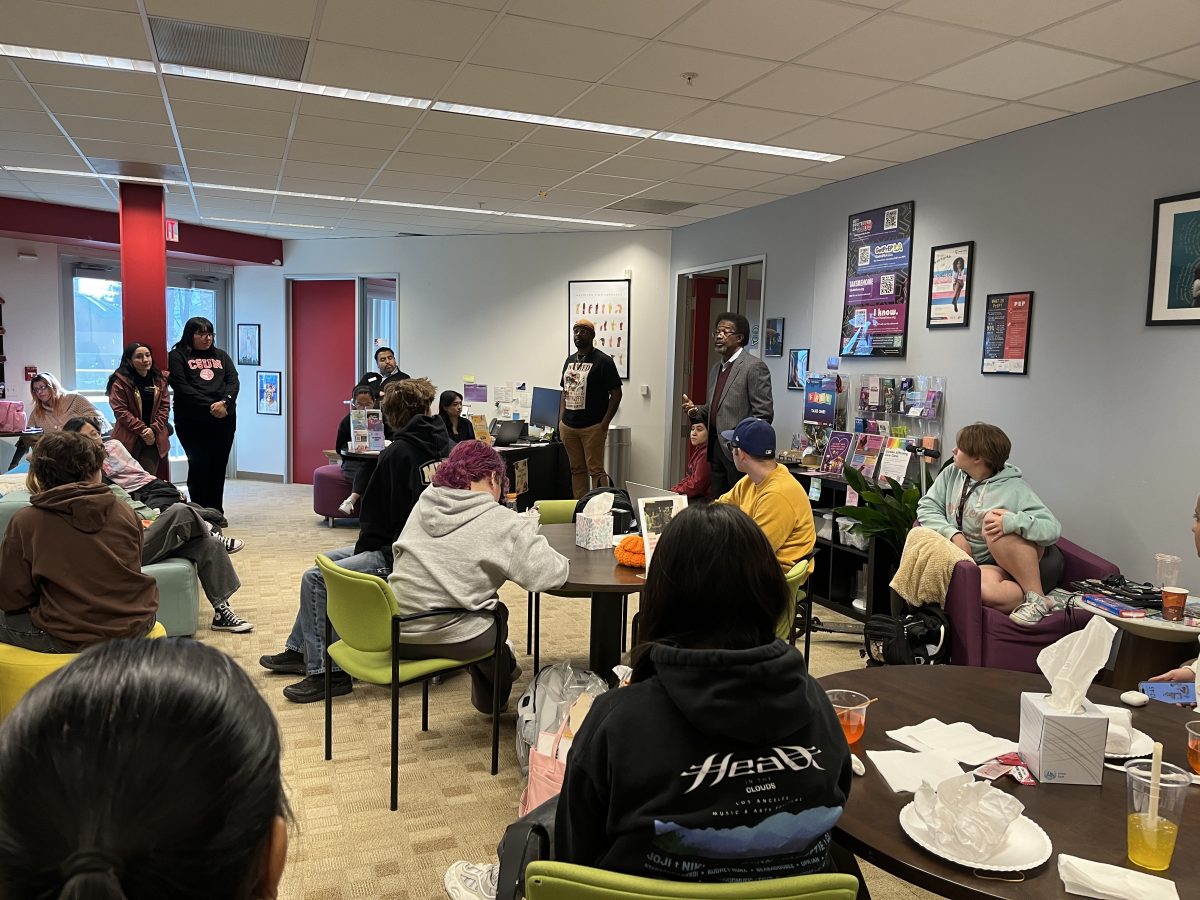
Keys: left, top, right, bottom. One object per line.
{"left": 826, "top": 689, "right": 870, "bottom": 745}
{"left": 1155, "top": 554, "right": 1182, "bottom": 590}
{"left": 1126, "top": 759, "right": 1190, "bottom": 870}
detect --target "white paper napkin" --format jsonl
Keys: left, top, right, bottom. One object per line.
{"left": 866, "top": 749, "right": 964, "bottom": 793}
{"left": 1058, "top": 854, "right": 1178, "bottom": 900}
{"left": 1094, "top": 704, "right": 1133, "bottom": 756}
{"left": 912, "top": 773, "right": 1024, "bottom": 863}
{"left": 887, "top": 719, "right": 1018, "bottom": 765}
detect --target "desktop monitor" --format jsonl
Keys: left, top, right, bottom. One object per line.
{"left": 529, "top": 386, "right": 562, "bottom": 430}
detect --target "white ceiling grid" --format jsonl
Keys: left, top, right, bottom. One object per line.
{"left": 0, "top": 0, "right": 1194, "bottom": 238}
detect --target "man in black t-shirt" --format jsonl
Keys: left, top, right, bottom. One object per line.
{"left": 559, "top": 319, "right": 622, "bottom": 498}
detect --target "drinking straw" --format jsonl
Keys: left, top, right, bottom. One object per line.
{"left": 1149, "top": 741, "right": 1164, "bottom": 824}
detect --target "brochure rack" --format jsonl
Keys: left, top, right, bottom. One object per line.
{"left": 852, "top": 373, "right": 947, "bottom": 491}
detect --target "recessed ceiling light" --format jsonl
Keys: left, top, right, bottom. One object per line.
{"left": 0, "top": 43, "right": 156, "bottom": 73}
{"left": 159, "top": 63, "right": 431, "bottom": 109}
{"left": 650, "top": 132, "right": 840, "bottom": 162}
{"left": 431, "top": 101, "right": 655, "bottom": 139}
{"left": 204, "top": 217, "right": 331, "bottom": 229}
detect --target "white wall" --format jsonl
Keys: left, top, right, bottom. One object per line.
{"left": 231, "top": 264, "right": 289, "bottom": 477}
{"left": 233, "top": 229, "right": 674, "bottom": 484}
{"left": 0, "top": 237, "right": 65, "bottom": 403}
{"left": 672, "top": 81, "right": 1200, "bottom": 585}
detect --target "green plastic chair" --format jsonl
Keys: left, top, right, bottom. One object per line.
{"left": 779, "top": 554, "right": 816, "bottom": 660}
{"left": 317, "top": 554, "right": 503, "bottom": 811}
{"left": 523, "top": 862, "right": 859, "bottom": 900}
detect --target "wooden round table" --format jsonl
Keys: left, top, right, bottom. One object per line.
{"left": 540, "top": 523, "right": 644, "bottom": 684}
{"left": 820, "top": 665, "right": 1200, "bottom": 899}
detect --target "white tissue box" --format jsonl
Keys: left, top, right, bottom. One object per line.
{"left": 1018, "top": 692, "right": 1108, "bottom": 786}
{"left": 575, "top": 513, "right": 613, "bottom": 550}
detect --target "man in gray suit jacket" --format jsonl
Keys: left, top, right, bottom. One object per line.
{"left": 682, "top": 312, "right": 773, "bottom": 496}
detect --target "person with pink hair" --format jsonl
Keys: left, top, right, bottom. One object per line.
{"left": 389, "top": 440, "right": 569, "bottom": 711}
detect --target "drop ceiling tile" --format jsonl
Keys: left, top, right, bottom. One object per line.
{"left": 293, "top": 96, "right": 422, "bottom": 129}
{"left": 524, "top": 125, "right": 639, "bottom": 154}
{"left": 0, "top": 80, "right": 40, "bottom": 111}
{"left": 306, "top": 42, "right": 459, "bottom": 98}
{"left": 508, "top": 0, "right": 701, "bottom": 37}
{"left": 666, "top": 0, "right": 873, "bottom": 62}
{"left": 710, "top": 190, "right": 786, "bottom": 208}
{"left": 836, "top": 85, "right": 1002, "bottom": 130}
{"left": 471, "top": 17, "right": 644, "bottom": 81}
{"left": 728, "top": 66, "right": 898, "bottom": 116}
{"left": 798, "top": 15, "right": 1004, "bottom": 81}
{"left": 537, "top": 188, "right": 625, "bottom": 207}
{"left": 319, "top": 0, "right": 495, "bottom": 60}
{"left": 417, "top": 111, "right": 536, "bottom": 141}
{"left": 169, "top": 99, "right": 292, "bottom": 136}
{"left": 919, "top": 42, "right": 1120, "bottom": 100}
{"left": 35, "top": 86, "right": 168, "bottom": 123}
{"left": 800, "top": 156, "right": 895, "bottom": 179}
{"left": 675, "top": 203, "right": 742, "bottom": 219}
{"left": 180, "top": 133, "right": 286, "bottom": 160}
{"left": 186, "top": 168, "right": 280, "bottom": 189}
{"left": 754, "top": 173, "right": 832, "bottom": 195}
{"left": 676, "top": 166, "right": 776, "bottom": 189}
{"left": 387, "top": 152, "right": 485, "bottom": 178}
{"left": 505, "top": 199, "right": 611, "bottom": 217}
{"left": 865, "top": 131, "right": 972, "bottom": 162}
{"left": 1027, "top": 67, "right": 1190, "bottom": 112}
{"left": 0, "top": 130, "right": 75, "bottom": 154}
{"left": 501, "top": 143, "right": 612, "bottom": 170}
{"left": 894, "top": 0, "right": 1110, "bottom": 35}
{"left": 284, "top": 140, "right": 393, "bottom": 169}
{"left": 15, "top": 60, "right": 159, "bottom": 96}
{"left": 78, "top": 140, "right": 182, "bottom": 166}
{"left": 562, "top": 85, "right": 706, "bottom": 129}
{"left": 646, "top": 214, "right": 704, "bottom": 227}
{"left": 475, "top": 162, "right": 574, "bottom": 187}
{"left": 607, "top": 44, "right": 777, "bottom": 100}
{"left": 402, "top": 129, "right": 517, "bottom": 162}
{"left": 292, "top": 116, "right": 408, "bottom": 151}
{"left": 439, "top": 65, "right": 590, "bottom": 115}
{"left": 630, "top": 138, "right": 728, "bottom": 164}
{"left": 1035, "top": 0, "right": 1200, "bottom": 63}
{"left": 1145, "top": 45, "right": 1200, "bottom": 80}
{"left": 559, "top": 171, "right": 657, "bottom": 194}
{"left": 282, "top": 160, "right": 379, "bottom": 185}
{"left": 772, "top": 118, "right": 910, "bottom": 155}
{"left": 164, "top": 77, "right": 299, "bottom": 113}
{"left": 591, "top": 155, "right": 698, "bottom": 181}
{"left": 669, "top": 103, "right": 814, "bottom": 142}
{"left": 632, "top": 182, "right": 735, "bottom": 203}
{"left": 707, "top": 150, "right": 814, "bottom": 175}
{"left": 55, "top": 116, "right": 175, "bottom": 146}
{"left": 279, "top": 177, "right": 368, "bottom": 197}
{"left": 0, "top": 151, "right": 91, "bottom": 171}
{"left": 145, "top": 0, "right": 320, "bottom": 36}
{"left": 372, "top": 171, "right": 467, "bottom": 193}
{"left": 4, "top": 2, "right": 150, "bottom": 57}
{"left": 43, "top": 0, "right": 140, "bottom": 11}
{"left": 931, "top": 102, "right": 1066, "bottom": 139}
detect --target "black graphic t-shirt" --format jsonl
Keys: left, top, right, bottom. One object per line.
{"left": 559, "top": 348, "right": 621, "bottom": 429}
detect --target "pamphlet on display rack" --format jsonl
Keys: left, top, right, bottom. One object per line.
{"left": 848, "top": 433, "right": 885, "bottom": 478}
{"left": 349, "top": 409, "right": 385, "bottom": 453}
{"left": 820, "top": 431, "right": 853, "bottom": 475}
{"left": 877, "top": 438, "right": 912, "bottom": 485}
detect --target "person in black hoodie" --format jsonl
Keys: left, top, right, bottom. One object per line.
{"left": 167, "top": 317, "right": 239, "bottom": 513}
{"left": 444, "top": 503, "right": 851, "bottom": 900}
{"left": 259, "top": 377, "right": 453, "bottom": 703}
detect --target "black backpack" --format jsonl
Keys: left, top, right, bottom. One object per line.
{"left": 863, "top": 604, "right": 950, "bottom": 666}
{"left": 572, "top": 487, "right": 636, "bottom": 533}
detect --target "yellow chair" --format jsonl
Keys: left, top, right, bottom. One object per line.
{"left": 779, "top": 554, "right": 816, "bottom": 660}
{"left": 522, "top": 861, "right": 858, "bottom": 900}
{"left": 316, "top": 554, "right": 504, "bottom": 811}
{"left": 0, "top": 620, "right": 168, "bottom": 721}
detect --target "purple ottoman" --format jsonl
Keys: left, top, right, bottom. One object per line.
{"left": 313, "top": 464, "right": 359, "bottom": 527}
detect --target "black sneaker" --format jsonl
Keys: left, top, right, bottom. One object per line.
{"left": 259, "top": 648, "right": 305, "bottom": 675}
{"left": 211, "top": 603, "right": 253, "bottom": 633}
{"left": 210, "top": 530, "right": 245, "bottom": 553}
{"left": 283, "top": 672, "right": 352, "bottom": 703}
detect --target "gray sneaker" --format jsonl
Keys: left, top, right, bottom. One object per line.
{"left": 1009, "top": 591, "right": 1051, "bottom": 626}
{"left": 444, "top": 861, "right": 498, "bottom": 900}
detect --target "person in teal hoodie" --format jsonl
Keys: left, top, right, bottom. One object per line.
{"left": 916, "top": 422, "right": 1062, "bottom": 625}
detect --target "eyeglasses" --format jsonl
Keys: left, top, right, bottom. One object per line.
{"left": 194, "top": 330, "right": 213, "bottom": 337}
{"left": 712, "top": 327, "right": 737, "bottom": 337}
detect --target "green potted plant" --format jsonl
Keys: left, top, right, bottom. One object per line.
{"left": 833, "top": 464, "right": 920, "bottom": 557}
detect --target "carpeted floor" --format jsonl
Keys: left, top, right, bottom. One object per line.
{"left": 205, "top": 480, "right": 938, "bottom": 900}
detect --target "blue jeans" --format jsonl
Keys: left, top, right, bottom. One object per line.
{"left": 286, "top": 545, "right": 390, "bottom": 675}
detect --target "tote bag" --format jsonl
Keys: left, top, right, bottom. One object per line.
{"left": 519, "top": 718, "right": 569, "bottom": 817}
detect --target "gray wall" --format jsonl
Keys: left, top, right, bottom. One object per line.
{"left": 672, "top": 81, "right": 1200, "bottom": 587}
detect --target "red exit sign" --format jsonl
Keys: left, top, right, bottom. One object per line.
{"left": 165, "top": 219, "right": 179, "bottom": 242}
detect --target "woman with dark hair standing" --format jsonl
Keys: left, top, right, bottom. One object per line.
{"left": 0, "top": 638, "right": 288, "bottom": 900}
{"left": 438, "top": 389, "right": 475, "bottom": 444}
{"left": 168, "top": 317, "right": 239, "bottom": 513}
{"left": 107, "top": 341, "right": 171, "bottom": 475}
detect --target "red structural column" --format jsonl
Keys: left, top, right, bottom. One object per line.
{"left": 118, "top": 183, "right": 168, "bottom": 367}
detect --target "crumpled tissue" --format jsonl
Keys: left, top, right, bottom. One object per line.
{"left": 1094, "top": 704, "right": 1134, "bottom": 756}
{"left": 1037, "top": 616, "right": 1117, "bottom": 714}
{"left": 912, "top": 773, "right": 1024, "bottom": 863}
{"left": 1058, "top": 854, "right": 1178, "bottom": 900}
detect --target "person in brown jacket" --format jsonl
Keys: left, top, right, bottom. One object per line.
{"left": 0, "top": 431, "right": 158, "bottom": 652}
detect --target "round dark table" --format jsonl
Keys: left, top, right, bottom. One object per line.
{"left": 540, "top": 523, "right": 644, "bottom": 683}
{"left": 820, "top": 665, "right": 1200, "bottom": 899}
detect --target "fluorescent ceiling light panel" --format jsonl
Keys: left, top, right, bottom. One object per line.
{"left": 650, "top": 132, "right": 841, "bottom": 162}
{"left": 506, "top": 212, "right": 635, "bottom": 228}
{"left": 0, "top": 43, "right": 156, "bottom": 72}
{"left": 205, "top": 217, "right": 330, "bottom": 229}
{"left": 159, "top": 63, "right": 430, "bottom": 109}
{"left": 431, "top": 101, "right": 655, "bottom": 138}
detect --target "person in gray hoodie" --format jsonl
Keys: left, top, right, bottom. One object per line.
{"left": 390, "top": 439, "right": 569, "bottom": 713}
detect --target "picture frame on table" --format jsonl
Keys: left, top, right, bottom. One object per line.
{"left": 786, "top": 349, "right": 809, "bottom": 390}
{"left": 764, "top": 317, "right": 784, "bottom": 356}
{"left": 256, "top": 371, "right": 282, "bottom": 415}
{"left": 236, "top": 323, "right": 261, "bottom": 366}
{"left": 1146, "top": 190, "right": 1200, "bottom": 325}
{"left": 926, "top": 241, "right": 974, "bottom": 328}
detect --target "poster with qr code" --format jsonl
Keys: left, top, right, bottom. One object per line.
{"left": 841, "top": 200, "right": 914, "bottom": 358}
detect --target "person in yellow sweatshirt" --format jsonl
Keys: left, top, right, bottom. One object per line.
{"left": 715, "top": 417, "right": 815, "bottom": 572}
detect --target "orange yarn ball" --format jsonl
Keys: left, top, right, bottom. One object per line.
{"left": 614, "top": 534, "right": 645, "bottom": 569}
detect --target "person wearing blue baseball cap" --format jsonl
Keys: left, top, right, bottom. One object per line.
{"left": 715, "top": 417, "right": 815, "bottom": 572}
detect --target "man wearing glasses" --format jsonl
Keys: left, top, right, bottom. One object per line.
{"left": 682, "top": 313, "right": 773, "bottom": 497}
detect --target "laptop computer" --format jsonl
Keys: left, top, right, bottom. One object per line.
{"left": 491, "top": 419, "right": 525, "bottom": 447}
{"left": 625, "top": 481, "right": 682, "bottom": 511}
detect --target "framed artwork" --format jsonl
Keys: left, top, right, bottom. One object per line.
{"left": 256, "top": 370, "right": 282, "bottom": 415}
{"left": 1147, "top": 190, "right": 1200, "bottom": 325}
{"left": 927, "top": 241, "right": 974, "bottom": 328}
{"left": 568, "top": 279, "right": 630, "bottom": 379}
{"left": 786, "top": 349, "right": 809, "bottom": 390}
{"left": 841, "top": 201, "right": 914, "bottom": 358}
{"left": 764, "top": 317, "right": 785, "bottom": 356}
{"left": 981, "top": 292, "right": 1033, "bottom": 375}
{"left": 236, "top": 323, "right": 261, "bottom": 366}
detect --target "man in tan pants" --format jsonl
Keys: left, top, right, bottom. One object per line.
{"left": 558, "top": 319, "right": 623, "bottom": 498}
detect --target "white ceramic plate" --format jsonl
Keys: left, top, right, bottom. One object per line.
{"left": 898, "top": 802, "right": 1053, "bottom": 872}
{"left": 1105, "top": 729, "right": 1154, "bottom": 760}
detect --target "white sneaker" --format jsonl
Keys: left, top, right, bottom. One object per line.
{"left": 444, "top": 861, "right": 498, "bottom": 900}
{"left": 338, "top": 497, "right": 356, "bottom": 516}
{"left": 1009, "top": 591, "right": 1051, "bottom": 626}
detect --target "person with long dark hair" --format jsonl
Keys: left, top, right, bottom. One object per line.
{"left": 107, "top": 341, "right": 171, "bottom": 475}
{"left": 0, "top": 638, "right": 289, "bottom": 900}
{"left": 438, "top": 390, "right": 476, "bottom": 445}
{"left": 168, "top": 317, "right": 239, "bottom": 513}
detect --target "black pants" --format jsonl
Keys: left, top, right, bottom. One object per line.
{"left": 175, "top": 413, "right": 235, "bottom": 513}
{"left": 708, "top": 450, "right": 740, "bottom": 498}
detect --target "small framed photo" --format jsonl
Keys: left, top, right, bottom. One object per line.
{"left": 256, "top": 370, "right": 281, "bottom": 415}
{"left": 927, "top": 242, "right": 974, "bottom": 328}
{"left": 764, "top": 317, "right": 784, "bottom": 356}
{"left": 786, "top": 349, "right": 809, "bottom": 390}
{"left": 1147, "top": 190, "right": 1200, "bottom": 325}
{"left": 236, "top": 324, "right": 261, "bottom": 366}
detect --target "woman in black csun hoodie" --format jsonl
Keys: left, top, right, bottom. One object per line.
{"left": 168, "top": 317, "right": 239, "bottom": 513}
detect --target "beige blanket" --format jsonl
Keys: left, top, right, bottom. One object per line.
{"left": 890, "top": 527, "right": 971, "bottom": 608}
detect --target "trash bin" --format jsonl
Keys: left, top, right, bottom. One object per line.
{"left": 605, "top": 425, "right": 631, "bottom": 489}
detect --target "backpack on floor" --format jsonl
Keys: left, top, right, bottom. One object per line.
{"left": 514, "top": 661, "right": 607, "bottom": 774}
{"left": 863, "top": 604, "right": 950, "bottom": 667}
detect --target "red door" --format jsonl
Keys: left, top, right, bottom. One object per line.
{"left": 290, "top": 279, "right": 356, "bottom": 485}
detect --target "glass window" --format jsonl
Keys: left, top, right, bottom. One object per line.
{"left": 167, "top": 285, "right": 218, "bottom": 349}
{"left": 360, "top": 277, "right": 398, "bottom": 371}
{"left": 71, "top": 275, "right": 123, "bottom": 393}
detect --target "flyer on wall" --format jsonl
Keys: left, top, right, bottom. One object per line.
{"left": 981, "top": 292, "right": 1034, "bottom": 374}
{"left": 840, "top": 201, "right": 914, "bottom": 358}
{"left": 802, "top": 373, "right": 838, "bottom": 426}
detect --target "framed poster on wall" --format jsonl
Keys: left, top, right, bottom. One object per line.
{"left": 787, "top": 349, "right": 809, "bottom": 390}
{"left": 764, "top": 317, "right": 784, "bottom": 356}
{"left": 927, "top": 241, "right": 974, "bottom": 328}
{"left": 236, "top": 323, "right": 261, "bottom": 366}
{"left": 568, "top": 279, "right": 630, "bottom": 379}
{"left": 1146, "top": 190, "right": 1200, "bottom": 325}
{"left": 256, "top": 371, "right": 282, "bottom": 414}
{"left": 840, "top": 200, "right": 914, "bottom": 358}
{"left": 981, "top": 292, "right": 1033, "bottom": 374}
